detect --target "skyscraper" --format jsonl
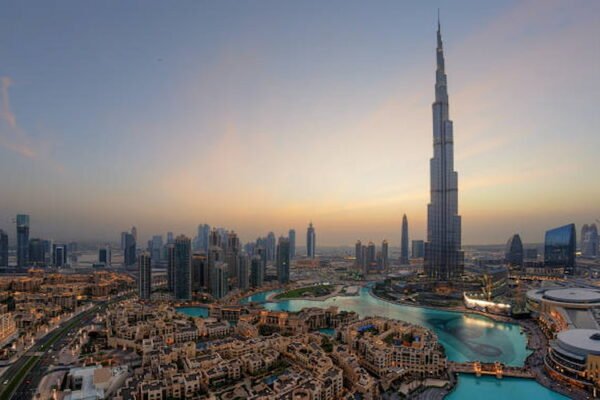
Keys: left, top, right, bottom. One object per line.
{"left": 150, "top": 235, "right": 163, "bottom": 265}
{"left": 123, "top": 232, "right": 136, "bottom": 266}
{"left": 400, "top": 214, "right": 409, "bottom": 265}
{"left": 411, "top": 240, "right": 424, "bottom": 259}
{"left": 581, "top": 224, "right": 598, "bottom": 258}
{"left": 195, "top": 224, "right": 210, "bottom": 252}
{"left": 191, "top": 252, "right": 207, "bottom": 292}
{"left": 366, "top": 242, "right": 376, "bottom": 271}
{"left": 276, "top": 236, "right": 291, "bottom": 284}
{"left": 306, "top": 222, "right": 316, "bottom": 258}
{"left": 16, "top": 214, "right": 30, "bottom": 268}
{"left": 545, "top": 224, "right": 576, "bottom": 275}
{"left": 52, "top": 243, "right": 68, "bottom": 267}
{"left": 131, "top": 226, "right": 138, "bottom": 242}
{"left": 381, "top": 240, "right": 389, "bottom": 270}
{"left": 505, "top": 234, "right": 524, "bottom": 267}
{"left": 250, "top": 255, "right": 264, "bottom": 288}
{"left": 266, "top": 232, "right": 276, "bottom": 262}
{"left": 174, "top": 235, "right": 192, "bottom": 300}
{"left": 167, "top": 244, "right": 175, "bottom": 292}
{"left": 424, "top": 19, "right": 463, "bottom": 281}
{"left": 238, "top": 253, "right": 250, "bottom": 291}
{"left": 355, "top": 240, "right": 362, "bottom": 267}
{"left": 289, "top": 229, "right": 296, "bottom": 259}
{"left": 99, "top": 247, "right": 111, "bottom": 265}
{"left": 210, "top": 262, "right": 229, "bottom": 299}
{"left": 28, "top": 238, "right": 46, "bottom": 266}
{"left": 138, "top": 251, "right": 152, "bottom": 300}
{"left": 0, "top": 230, "right": 8, "bottom": 267}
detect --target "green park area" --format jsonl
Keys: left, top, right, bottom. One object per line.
{"left": 274, "top": 284, "right": 336, "bottom": 300}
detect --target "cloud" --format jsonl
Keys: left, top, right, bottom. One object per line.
{"left": 0, "top": 76, "right": 65, "bottom": 171}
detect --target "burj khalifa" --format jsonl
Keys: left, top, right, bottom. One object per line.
{"left": 424, "top": 18, "right": 464, "bottom": 280}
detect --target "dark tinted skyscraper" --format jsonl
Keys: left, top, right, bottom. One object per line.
{"left": 16, "top": 214, "right": 30, "bottom": 268}
{"left": 545, "top": 224, "right": 576, "bottom": 275}
{"left": 28, "top": 238, "right": 46, "bottom": 266}
{"left": 99, "top": 247, "right": 111, "bottom": 265}
{"left": 238, "top": 253, "right": 249, "bottom": 291}
{"left": 411, "top": 240, "right": 424, "bottom": 258}
{"left": 424, "top": 20, "right": 463, "bottom": 281}
{"left": 277, "top": 237, "right": 290, "bottom": 284}
{"left": 123, "top": 232, "right": 136, "bottom": 266}
{"left": 250, "top": 255, "right": 264, "bottom": 288}
{"left": 138, "top": 251, "right": 152, "bottom": 300}
{"left": 192, "top": 252, "right": 207, "bottom": 292}
{"left": 306, "top": 222, "right": 316, "bottom": 258}
{"left": 400, "top": 214, "right": 409, "bottom": 264}
{"left": 505, "top": 234, "right": 524, "bottom": 267}
{"left": 52, "top": 244, "right": 67, "bottom": 267}
{"left": 0, "top": 230, "right": 8, "bottom": 267}
{"left": 289, "top": 229, "right": 296, "bottom": 259}
{"left": 174, "top": 235, "right": 192, "bottom": 300}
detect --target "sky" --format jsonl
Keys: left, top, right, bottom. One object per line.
{"left": 0, "top": 0, "right": 599, "bottom": 246}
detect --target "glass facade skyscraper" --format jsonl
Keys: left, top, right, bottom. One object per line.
{"left": 544, "top": 224, "right": 576, "bottom": 275}
{"left": 174, "top": 235, "right": 192, "bottom": 300}
{"left": 16, "top": 214, "right": 30, "bottom": 268}
{"left": 505, "top": 234, "right": 524, "bottom": 267}
{"left": 277, "top": 236, "right": 290, "bottom": 284}
{"left": 424, "top": 20, "right": 463, "bottom": 281}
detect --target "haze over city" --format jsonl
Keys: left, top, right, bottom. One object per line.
{"left": 1, "top": 0, "right": 598, "bottom": 245}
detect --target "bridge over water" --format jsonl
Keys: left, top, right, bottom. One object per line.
{"left": 448, "top": 361, "right": 535, "bottom": 379}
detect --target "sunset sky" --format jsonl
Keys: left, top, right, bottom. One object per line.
{"left": 0, "top": 0, "right": 598, "bottom": 246}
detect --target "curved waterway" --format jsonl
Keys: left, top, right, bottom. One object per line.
{"left": 178, "top": 287, "right": 566, "bottom": 399}
{"left": 243, "top": 287, "right": 528, "bottom": 365}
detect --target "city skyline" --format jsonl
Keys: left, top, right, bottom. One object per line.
{"left": 0, "top": 1, "right": 599, "bottom": 245}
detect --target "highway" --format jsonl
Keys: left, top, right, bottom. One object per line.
{"left": 0, "top": 295, "right": 126, "bottom": 400}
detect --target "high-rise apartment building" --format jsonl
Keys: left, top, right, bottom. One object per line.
{"left": 138, "top": 251, "right": 152, "bottom": 300}
{"left": 123, "top": 232, "right": 136, "bottom": 266}
{"left": 16, "top": 214, "right": 30, "bottom": 268}
{"left": 167, "top": 244, "right": 175, "bottom": 292}
{"left": 266, "top": 232, "right": 276, "bottom": 262}
{"left": 277, "top": 236, "right": 291, "bottom": 284}
{"left": 306, "top": 222, "right": 316, "bottom": 258}
{"left": 424, "top": 20, "right": 463, "bottom": 281}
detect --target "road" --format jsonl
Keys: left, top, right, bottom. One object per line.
{"left": 0, "top": 296, "right": 123, "bottom": 400}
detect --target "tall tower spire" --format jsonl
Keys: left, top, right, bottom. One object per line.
{"left": 425, "top": 17, "right": 463, "bottom": 281}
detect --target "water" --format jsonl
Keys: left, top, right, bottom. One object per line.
{"left": 257, "top": 287, "right": 530, "bottom": 365}
{"left": 176, "top": 306, "right": 209, "bottom": 318}
{"left": 447, "top": 375, "right": 568, "bottom": 400}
